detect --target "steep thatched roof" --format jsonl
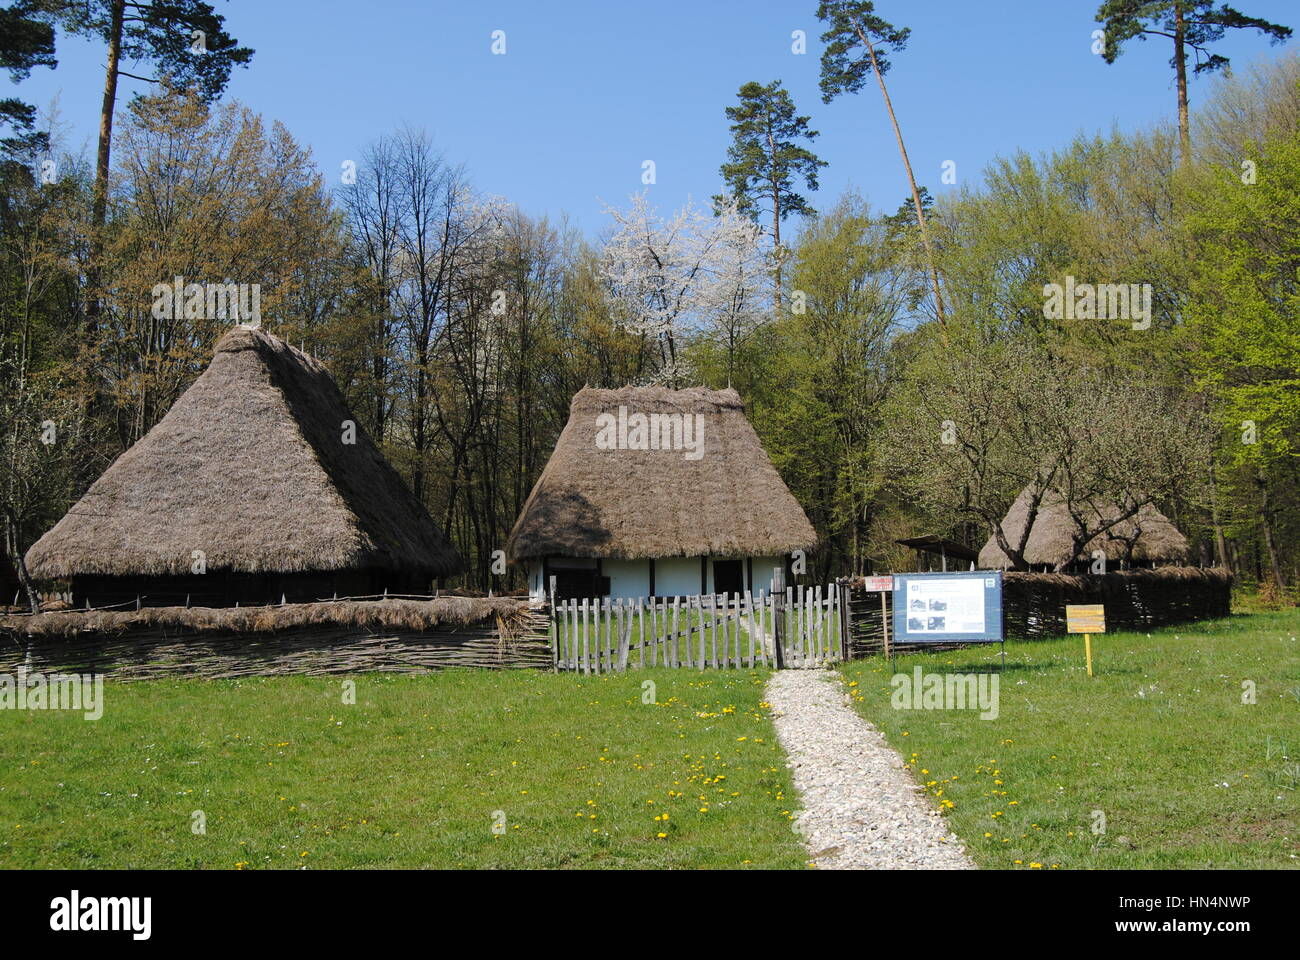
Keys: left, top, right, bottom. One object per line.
{"left": 978, "top": 486, "right": 1190, "bottom": 569}
{"left": 507, "top": 386, "right": 817, "bottom": 562}
{"left": 26, "top": 327, "right": 462, "bottom": 580}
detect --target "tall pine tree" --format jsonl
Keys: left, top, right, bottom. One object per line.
{"left": 37, "top": 0, "right": 254, "bottom": 331}
{"left": 817, "top": 0, "right": 946, "bottom": 324}
{"left": 0, "top": 1, "right": 57, "bottom": 159}
{"left": 1096, "top": 1, "right": 1291, "bottom": 162}
{"left": 714, "top": 80, "right": 826, "bottom": 311}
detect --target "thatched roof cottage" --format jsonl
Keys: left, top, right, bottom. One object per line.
{"left": 978, "top": 486, "right": 1189, "bottom": 571}
{"left": 26, "top": 327, "right": 462, "bottom": 607}
{"left": 507, "top": 386, "right": 817, "bottom": 600}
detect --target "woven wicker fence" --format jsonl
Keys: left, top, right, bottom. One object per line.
{"left": 845, "top": 567, "right": 1232, "bottom": 653}
{"left": 1001, "top": 567, "right": 1233, "bottom": 638}
{"left": 0, "top": 598, "right": 552, "bottom": 680}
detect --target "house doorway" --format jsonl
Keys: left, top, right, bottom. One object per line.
{"left": 713, "top": 559, "right": 743, "bottom": 595}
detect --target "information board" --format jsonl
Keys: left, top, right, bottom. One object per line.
{"left": 1066, "top": 604, "right": 1106, "bottom": 633}
{"left": 892, "top": 571, "right": 1004, "bottom": 644}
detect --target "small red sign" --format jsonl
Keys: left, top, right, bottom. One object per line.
{"left": 862, "top": 576, "right": 894, "bottom": 592}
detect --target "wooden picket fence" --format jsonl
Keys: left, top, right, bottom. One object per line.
{"left": 549, "top": 585, "right": 846, "bottom": 673}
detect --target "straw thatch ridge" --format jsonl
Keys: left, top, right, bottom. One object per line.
{"left": 0, "top": 597, "right": 526, "bottom": 641}
{"left": 25, "top": 327, "right": 462, "bottom": 580}
{"left": 978, "top": 487, "right": 1190, "bottom": 570}
{"left": 506, "top": 386, "right": 817, "bottom": 562}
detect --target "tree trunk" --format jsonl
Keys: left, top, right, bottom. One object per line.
{"left": 1174, "top": 1, "right": 1191, "bottom": 163}
{"left": 3, "top": 510, "right": 40, "bottom": 614}
{"left": 990, "top": 518, "right": 1030, "bottom": 572}
{"left": 1256, "top": 470, "right": 1287, "bottom": 588}
{"left": 1209, "top": 462, "right": 1230, "bottom": 572}
{"left": 854, "top": 20, "right": 947, "bottom": 325}
{"left": 766, "top": 122, "right": 783, "bottom": 313}
{"left": 13, "top": 554, "right": 40, "bottom": 615}
{"left": 88, "top": 0, "right": 126, "bottom": 334}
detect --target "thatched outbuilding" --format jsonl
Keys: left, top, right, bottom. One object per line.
{"left": 896, "top": 535, "right": 980, "bottom": 572}
{"left": 25, "top": 327, "right": 462, "bottom": 607}
{"left": 507, "top": 386, "right": 817, "bottom": 600}
{"left": 978, "top": 486, "right": 1189, "bottom": 572}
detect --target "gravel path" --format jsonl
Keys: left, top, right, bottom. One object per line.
{"left": 766, "top": 669, "right": 975, "bottom": 870}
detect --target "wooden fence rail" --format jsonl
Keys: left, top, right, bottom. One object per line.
{"left": 549, "top": 585, "right": 844, "bottom": 673}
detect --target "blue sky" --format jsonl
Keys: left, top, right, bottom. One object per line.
{"left": 14, "top": 0, "right": 1298, "bottom": 236}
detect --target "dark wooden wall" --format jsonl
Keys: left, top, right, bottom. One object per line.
{"left": 68, "top": 568, "right": 433, "bottom": 608}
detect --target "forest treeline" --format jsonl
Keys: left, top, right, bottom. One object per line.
{"left": 2, "top": 12, "right": 1298, "bottom": 599}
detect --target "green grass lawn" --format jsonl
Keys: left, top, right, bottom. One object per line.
{"left": 0, "top": 668, "right": 806, "bottom": 869}
{"left": 5, "top": 608, "right": 1294, "bottom": 871}
{"left": 841, "top": 609, "right": 1300, "bottom": 869}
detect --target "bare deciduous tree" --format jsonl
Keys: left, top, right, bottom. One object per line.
{"left": 886, "top": 331, "right": 1213, "bottom": 570}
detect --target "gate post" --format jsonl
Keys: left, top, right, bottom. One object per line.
{"left": 771, "top": 566, "right": 786, "bottom": 669}
{"left": 838, "top": 580, "right": 852, "bottom": 661}
{"left": 548, "top": 575, "right": 559, "bottom": 673}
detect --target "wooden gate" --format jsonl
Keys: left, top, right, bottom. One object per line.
{"left": 774, "top": 584, "right": 846, "bottom": 668}
{"left": 549, "top": 585, "right": 846, "bottom": 673}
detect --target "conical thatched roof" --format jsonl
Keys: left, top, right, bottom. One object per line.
{"left": 507, "top": 386, "right": 817, "bottom": 562}
{"left": 978, "top": 486, "right": 1189, "bottom": 569}
{"left": 26, "top": 327, "right": 462, "bottom": 580}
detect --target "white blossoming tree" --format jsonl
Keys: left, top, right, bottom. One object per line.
{"left": 599, "top": 192, "right": 770, "bottom": 385}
